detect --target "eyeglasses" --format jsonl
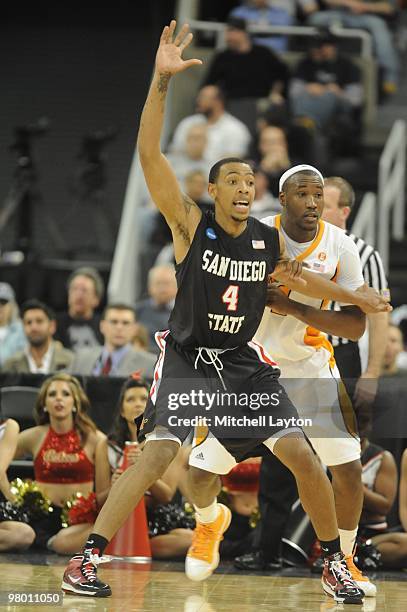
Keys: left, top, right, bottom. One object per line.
{"left": 0, "top": 299, "right": 10, "bottom": 306}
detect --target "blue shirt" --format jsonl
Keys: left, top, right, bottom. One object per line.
{"left": 230, "top": 6, "right": 293, "bottom": 53}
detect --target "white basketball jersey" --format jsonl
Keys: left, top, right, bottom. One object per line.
{"left": 255, "top": 214, "right": 364, "bottom": 371}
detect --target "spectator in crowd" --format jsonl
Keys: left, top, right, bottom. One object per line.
{"left": 370, "top": 324, "right": 407, "bottom": 451}
{"left": 220, "top": 458, "right": 261, "bottom": 559}
{"left": 2, "top": 299, "right": 74, "bottom": 374}
{"left": 250, "top": 166, "right": 281, "bottom": 219}
{"left": 10, "top": 374, "right": 108, "bottom": 554}
{"left": 203, "top": 17, "right": 289, "bottom": 101}
{"left": 289, "top": 30, "right": 363, "bottom": 145}
{"left": 70, "top": 304, "right": 156, "bottom": 380}
{"left": 229, "top": 1, "right": 318, "bottom": 51}
{"left": 399, "top": 448, "right": 407, "bottom": 534}
{"left": 307, "top": 0, "right": 400, "bottom": 94}
{"left": 390, "top": 305, "right": 407, "bottom": 369}
{"left": 98, "top": 376, "right": 194, "bottom": 559}
{"left": 132, "top": 323, "right": 151, "bottom": 352}
{"left": 55, "top": 267, "right": 104, "bottom": 352}
{"left": 167, "top": 123, "right": 212, "bottom": 185}
{"left": 0, "top": 282, "right": 26, "bottom": 368}
{"left": 135, "top": 265, "right": 177, "bottom": 353}
{"left": 256, "top": 125, "right": 293, "bottom": 196}
{"left": 169, "top": 84, "right": 251, "bottom": 163}
{"left": 229, "top": 0, "right": 295, "bottom": 53}
{"left": 0, "top": 418, "right": 36, "bottom": 551}
{"left": 358, "top": 429, "right": 407, "bottom": 569}
{"left": 381, "top": 323, "right": 405, "bottom": 377}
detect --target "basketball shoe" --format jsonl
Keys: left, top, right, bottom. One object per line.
{"left": 344, "top": 554, "right": 377, "bottom": 597}
{"left": 185, "top": 503, "right": 231, "bottom": 581}
{"left": 62, "top": 547, "right": 111, "bottom": 597}
{"left": 322, "top": 552, "right": 364, "bottom": 604}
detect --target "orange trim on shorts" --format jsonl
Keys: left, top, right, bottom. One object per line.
{"left": 194, "top": 423, "right": 209, "bottom": 447}
{"left": 304, "top": 326, "right": 336, "bottom": 368}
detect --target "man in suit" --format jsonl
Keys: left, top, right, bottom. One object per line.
{"left": 69, "top": 303, "right": 156, "bottom": 380}
{"left": 2, "top": 299, "right": 74, "bottom": 374}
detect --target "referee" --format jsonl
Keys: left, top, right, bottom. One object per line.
{"left": 322, "top": 176, "right": 389, "bottom": 411}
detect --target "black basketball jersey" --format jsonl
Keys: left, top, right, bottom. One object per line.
{"left": 169, "top": 211, "right": 280, "bottom": 349}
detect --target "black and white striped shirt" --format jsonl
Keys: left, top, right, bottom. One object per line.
{"left": 328, "top": 232, "right": 389, "bottom": 347}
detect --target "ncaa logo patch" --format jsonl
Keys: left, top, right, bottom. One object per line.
{"left": 318, "top": 252, "right": 327, "bottom": 261}
{"left": 206, "top": 228, "right": 217, "bottom": 240}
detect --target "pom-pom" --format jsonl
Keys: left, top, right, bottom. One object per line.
{"left": 9, "top": 478, "right": 53, "bottom": 520}
{"left": 61, "top": 492, "right": 98, "bottom": 528}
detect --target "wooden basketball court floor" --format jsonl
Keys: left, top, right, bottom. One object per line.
{"left": 1, "top": 553, "right": 406, "bottom": 611}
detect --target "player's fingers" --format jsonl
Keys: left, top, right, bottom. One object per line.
{"left": 168, "top": 19, "right": 177, "bottom": 42}
{"left": 160, "top": 25, "right": 170, "bottom": 44}
{"left": 174, "top": 23, "right": 190, "bottom": 46}
{"left": 180, "top": 32, "right": 194, "bottom": 52}
{"left": 183, "top": 58, "right": 203, "bottom": 68}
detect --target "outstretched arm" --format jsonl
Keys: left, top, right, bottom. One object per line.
{"left": 267, "top": 285, "right": 365, "bottom": 341}
{"left": 272, "top": 233, "right": 391, "bottom": 314}
{"left": 138, "top": 21, "right": 203, "bottom": 263}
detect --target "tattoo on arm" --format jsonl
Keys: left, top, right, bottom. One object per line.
{"left": 157, "top": 72, "right": 171, "bottom": 98}
{"left": 182, "top": 194, "right": 198, "bottom": 214}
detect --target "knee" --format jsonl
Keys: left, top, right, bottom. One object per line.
{"left": 331, "top": 460, "right": 362, "bottom": 490}
{"left": 188, "top": 466, "right": 219, "bottom": 488}
{"left": 5, "top": 522, "right": 36, "bottom": 550}
{"left": 144, "top": 440, "right": 179, "bottom": 477}
{"left": 278, "top": 437, "right": 321, "bottom": 477}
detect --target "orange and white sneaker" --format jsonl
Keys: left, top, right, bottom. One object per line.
{"left": 185, "top": 503, "right": 231, "bottom": 581}
{"left": 345, "top": 555, "right": 377, "bottom": 597}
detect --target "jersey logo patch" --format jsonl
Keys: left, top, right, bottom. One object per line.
{"left": 318, "top": 252, "right": 327, "bottom": 261}
{"left": 206, "top": 228, "right": 217, "bottom": 240}
{"left": 252, "top": 240, "right": 265, "bottom": 249}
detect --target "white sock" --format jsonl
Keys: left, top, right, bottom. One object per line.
{"left": 338, "top": 528, "right": 358, "bottom": 557}
{"left": 193, "top": 500, "right": 219, "bottom": 524}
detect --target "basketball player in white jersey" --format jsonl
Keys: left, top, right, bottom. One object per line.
{"left": 255, "top": 164, "right": 377, "bottom": 595}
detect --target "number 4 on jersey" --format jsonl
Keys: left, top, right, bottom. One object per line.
{"left": 222, "top": 284, "right": 239, "bottom": 311}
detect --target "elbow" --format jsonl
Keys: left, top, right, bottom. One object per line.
{"left": 349, "top": 313, "right": 366, "bottom": 341}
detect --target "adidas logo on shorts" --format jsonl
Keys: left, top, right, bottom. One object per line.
{"left": 195, "top": 452, "right": 205, "bottom": 460}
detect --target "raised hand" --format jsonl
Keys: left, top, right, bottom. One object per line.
{"left": 155, "top": 20, "right": 202, "bottom": 77}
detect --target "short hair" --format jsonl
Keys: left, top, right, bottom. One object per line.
{"left": 21, "top": 299, "right": 56, "bottom": 321}
{"left": 324, "top": 176, "right": 355, "bottom": 209}
{"left": 209, "top": 157, "right": 252, "bottom": 184}
{"left": 67, "top": 266, "right": 105, "bottom": 299}
{"left": 102, "top": 303, "right": 136, "bottom": 320}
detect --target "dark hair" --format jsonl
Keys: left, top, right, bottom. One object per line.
{"left": 67, "top": 266, "right": 105, "bottom": 300}
{"left": 324, "top": 176, "right": 355, "bottom": 209}
{"left": 209, "top": 157, "right": 252, "bottom": 184}
{"left": 102, "top": 302, "right": 137, "bottom": 320}
{"left": 21, "top": 299, "right": 56, "bottom": 321}
{"left": 108, "top": 377, "right": 150, "bottom": 449}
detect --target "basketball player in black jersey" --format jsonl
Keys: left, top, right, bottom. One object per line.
{"left": 61, "top": 21, "right": 389, "bottom": 604}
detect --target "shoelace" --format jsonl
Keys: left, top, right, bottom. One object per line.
{"left": 80, "top": 551, "right": 110, "bottom": 582}
{"left": 191, "top": 523, "right": 218, "bottom": 561}
{"left": 330, "top": 559, "right": 358, "bottom": 589}
{"left": 194, "top": 347, "right": 235, "bottom": 391}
